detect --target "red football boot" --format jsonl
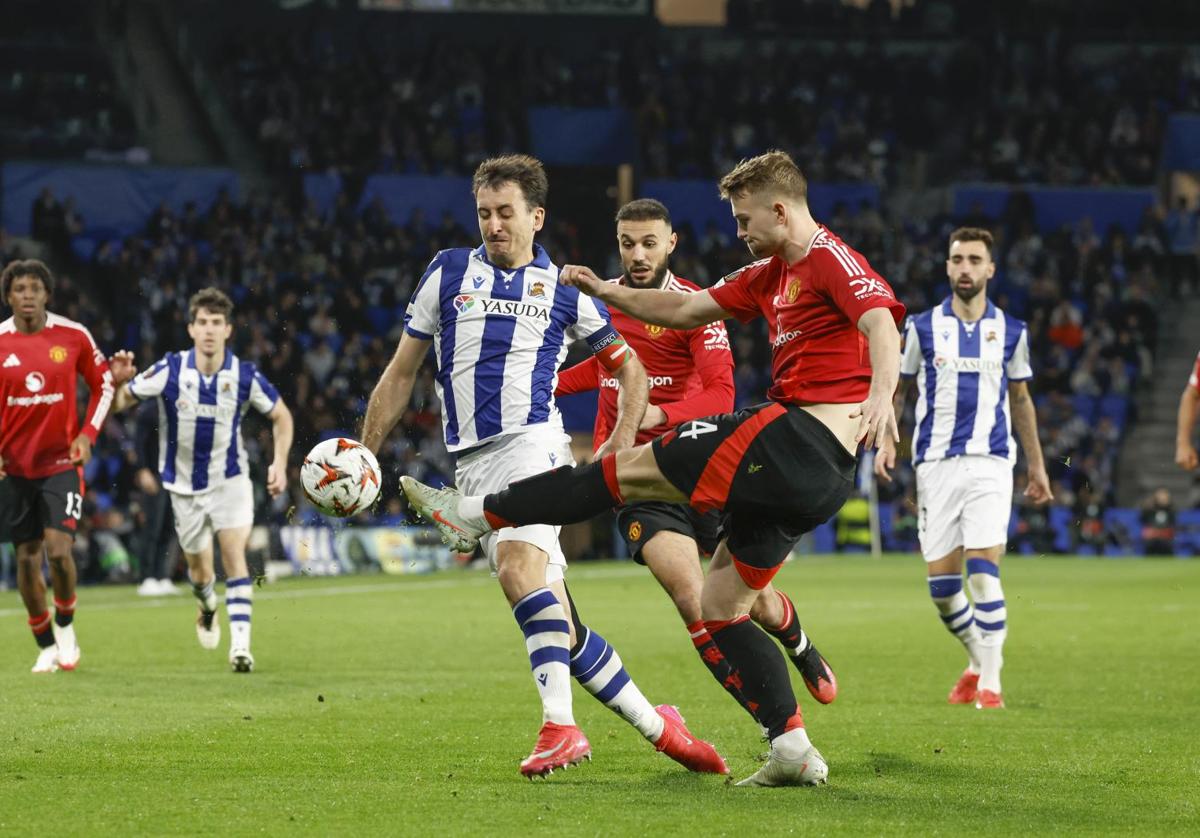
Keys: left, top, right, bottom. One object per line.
{"left": 653, "top": 705, "right": 728, "bottom": 774}
{"left": 975, "top": 689, "right": 1005, "bottom": 710}
{"left": 519, "top": 722, "right": 591, "bottom": 778}
{"left": 947, "top": 669, "right": 979, "bottom": 705}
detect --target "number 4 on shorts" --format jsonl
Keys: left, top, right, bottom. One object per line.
{"left": 678, "top": 420, "right": 719, "bottom": 441}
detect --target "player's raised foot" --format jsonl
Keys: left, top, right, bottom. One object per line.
{"left": 653, "top": 705, "right": 728, "bottom": 774}
{"left": 32, "top": 646, "right": 60, "bottom": 674}
{"left": 230, "top": 648, "right": 255, "bottom": 673}
{"left": 519, "top": 722, "right": 591, "bottom": 778}
{"left": 791, "top": 644, "right": 838, "bottom": 704}
{"left": 736, "top": 730, "right": 828, "bottom": 787}
{"left": 196, "top": 609, "right": 220, "bottom": 650}
{"left": 975, "top": 689, "right": 1004, "bottom": 710}
{"left": 399, "top": 476, "right": 482, "bottom": 553}
{"left": 947, "top": 668, "right": 979, "bottom": 704}
{"left": 53, "top": 623, "right": 81, "bottom": 671}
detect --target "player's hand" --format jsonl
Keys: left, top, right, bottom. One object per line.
{"left": 69, "top": 434, "right": 93, "bottom": 466}
{"left": 850, "top": 393, "right": 899, "bottom": 451}
{"left": 135, "top": 467, "right": 159, "bottom": 495}
{"left": 1175, "top": 441, "right": 1199, "bottom": 471}
{"left": 638, "top": 404, "right": 667, "bottom": 430}
{"left": 1024, "top": 465, "right": 1054, "bottom": 504}
{"left": 108, "top": 350, "right": 137, "bottom": 384}
{"left": 874, "top": 441, "right": 896, "bottom": 483}
{"left": 560, "top": 265, "right": 605, "bottom": 297}
{"left": 267, "top": 460, "right": 287, "bottom": 497}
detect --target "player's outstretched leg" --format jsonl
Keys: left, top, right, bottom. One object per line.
{"left": 752, "top": 590, "right": 837, "bottom": 704}
{"left": 966, "top": 557, "right": 1006, "bottom": 709}
{"left": 569, "top": 623, "right": 727, "bottom": 774}
{"left": 191, "top": 577, "right": 220, "bottom": 650}
{"left": 928, "top": 572, "right": 983, "bottom": 704}
{"left": 226, "top": 576, "right": 254, "bottom": 673}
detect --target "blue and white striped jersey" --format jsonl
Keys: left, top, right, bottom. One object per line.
{"left": 128, "top": 349, "right": 279, "bottom": 494}
{"left": 404, "top": 244, "right": 617, "bottom": 452}
{"left": 900, "top": 298, "right": 1032, "bottom": 465}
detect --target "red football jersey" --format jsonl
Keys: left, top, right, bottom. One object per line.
{"left": 708, "top": 226, "right": 905, "bottom": 404}
{"left": 556, "top": 273, "right": 735, "bottom": 448}
{"left": 0, "top": 313, "right": 114, "bottom": 479}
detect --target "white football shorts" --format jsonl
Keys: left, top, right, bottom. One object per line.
{"left": 454, "top": 427, "right": 574, "bottom": 585}
{"left": 168, "top": 475, "right": 255, "bottom": 555}
{"left": 915, "top": 455, "right": 1013, "bottom": 562}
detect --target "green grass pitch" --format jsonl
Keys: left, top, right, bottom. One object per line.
{"left": 1, "top": 556, "right": 1196, "bottom": 836}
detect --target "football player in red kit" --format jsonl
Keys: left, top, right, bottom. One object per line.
{"left": 0, "top": 260, "right": 135, "bottom": 672}
{"left": 402, "top": 151, "right": 905, "bottom": 786}
{"left": 555, "top": 198, "right": 837, "bottom": 722}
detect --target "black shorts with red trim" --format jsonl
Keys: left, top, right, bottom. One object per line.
{"left": 651, "top": 402, "right": 856, "bottom": 579}
{"left": 615, "top": 501, "right": 721, "bottom": 564}
{"left": 4, "top": 468, "right": 85, "bottom": 544}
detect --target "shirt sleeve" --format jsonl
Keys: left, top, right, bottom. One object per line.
{"left": 658, "top": 321, "right": 736, "bottom": 426}
{"left": 127, "top": 355, "right": 171, "bottom": 400}
{"left": 404, "top": 252, "right": 445, "bottom": 339}
{"left": 566, "top": 289, "right": 613, "bottom": 343}
{"left": 1190, "top": 351, "right": 1200, "bottom": 392}
{"left": 899, "top": 317, "right": 922, "bottom": 378}
{"left": 249, "top": 367, "right": 281, "bottom": 414}
{"left": 555, "top": 356, "right": 600, "bottom": 397}
{"left": 707, "top": 264, "right": 766, "bottom": 324}
{"left": 1007, "top": 324, "right": 1033, "bottom": 381}
{"left": 810, "top": 247, "right": 906, "bottom": 328}
{"left": 76, "top": 328, "right": 115, "bottom": 444}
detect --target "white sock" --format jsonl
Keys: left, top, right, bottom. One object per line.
{"left": 226, "top": 576, "right": 254, "bottom": 651}
{"left": 966, "top": 559, "right": 1006, "bottom": 693}
{"left": 457, "top": 496, "right": 488, "bottom": 529}
{"left": 928, "top": 573, "right": 982, "bottom": 671}
{"left": 513, "top": 588, "right": 574, "bottom": 725}
{"left": 772, "top": 726, "right": 813, "bottom": 755}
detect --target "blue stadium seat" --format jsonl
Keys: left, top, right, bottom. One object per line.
{"left": 1071, "top": 394, "right": 1097, "bottom": 421}
{"left": 1098, "top": 394, "right": 1129, "bottom": 425}
{"left": 812, "top": 521, "right": 836, "bottom": 553}
{"left": 1103, "top": 507, "right": 1142, "bottom": 556}
{"left": 1050, "top": 505, "right": 1074, "bottom": 552}
{"left": 1174, "top": 509, "right": 1200, "bottom": 557}
{"left": 367, "top": 305, "right": 393, "bottom": 335}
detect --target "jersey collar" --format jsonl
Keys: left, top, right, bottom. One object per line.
{"left": 472, "top": 243, "right": 552, "bottom": 270}
{"left": 940, "top": 296, "right": 997, "bottom": 321}
{"left": 186, "top": 348, "right": 233, "bottom": 371}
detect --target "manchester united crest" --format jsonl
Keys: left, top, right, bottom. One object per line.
{"left": 645, "top": 324, "right": 665, "bottom": 339}
{"left": 628, "top": 521, "right": 643, "bottom": 542}
{"left": 784, "top": 277, "right": 802, "bottom": 304}
{"left": 49, "top": 345, "right": 68, "bottom": 363}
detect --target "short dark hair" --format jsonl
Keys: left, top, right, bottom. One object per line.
{"left": 1, "top": 259, "right": 54, "bottom": 299}
{"left": 615, "top": 198, "right": 672, "bottom": 226}
{"left": 948, "top": 227, "right": 995, "bottom": 258}
{"left": 472, "top": 155, "right": 549, "bottom": 209}
{"left": 188, "top": 287, "right": 234, "bottom": 322}
{"left": 718, "top": 149, "right": 808, "bottom": 203}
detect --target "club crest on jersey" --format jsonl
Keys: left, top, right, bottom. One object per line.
{"left": 628, "top": 521, "right": 642, "bottom": 542}
{"left": 25, "top": 371, "right": 45, "bottom": 392}
{"left": 986, "top": 330, "right": 997, "bottom": 342}
{"left": 49, "top": 345, "right": 68, "bottom": 363}
{"left": 454, "top": 294, "right": 475, "bottom": 314}
{"left": 528, "top": 281, "right": 546, "bottom": 299}
{"left": 645, "top": 324, "right": 665, "bottom": 339}
{"left": 784, "top": 277, "right": 802, "bottom": 303}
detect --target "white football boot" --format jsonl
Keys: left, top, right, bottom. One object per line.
{"left": 53, "top": 623, "right": 81, "bottom": 671}
{"left": 399, "top": 476, "right": 483, "bottom": 552}
{"left": 230, "top": 647, "right": 255, "bottom": 673}
{"left": 196, "top": 609, "right": 221, "bottom": 650}
{"left": 32, "top": 645, "right": 60, "bottom": 674}
{"left": 737, "top": 730, "right": 829, "bottom": 787}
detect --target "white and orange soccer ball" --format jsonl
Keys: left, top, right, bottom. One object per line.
{"left": 300, "top": 438, "right": 382, "bottom": 518}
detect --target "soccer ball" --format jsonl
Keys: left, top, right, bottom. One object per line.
{"left": 300, "top": 438, "right": 382, "bottom": 518}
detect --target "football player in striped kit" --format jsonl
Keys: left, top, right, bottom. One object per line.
{"left": 111, "top": 287, "right": 294, "bottom": 673}
{"left": 363, "top": 155, "right": 726, "bottom": 779}
{"left": 876, "top": 227, "right": 1052, "bottom": 710}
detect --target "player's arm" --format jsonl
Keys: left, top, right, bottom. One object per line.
{"left": 561, "top": 265, "right": 732, "bottom": 330}
{"left": 1009, "top": 380, "right": 1053, "bottom": 503}
{"left": 362, "top": 332, "right": 431, "bottom": 455}
{"left": 73, "top": 336, "right": 117, "bottom": 465}
{"left": 265, "top": 399, "right": 294, "bottom": 496}
{"left": 644, "top": 322, "right": 735, "bottom": 430}
{"left": 554, "top": 356, "right": 601, "bottom": 397}
{"left": 852, "top": 307, "right": 903, "bottom": 451}
{"left": 592, "top": 332, "right": 648, "bottom": 460}
{"left": 874, "top": 378, "right": 911, "bottom": 483}
{"left": 1175, "top": 381, "right": 1199, "bottom": 471}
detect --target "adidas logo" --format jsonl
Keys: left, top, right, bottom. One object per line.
{"left": 2, "top": 354, "right": 19, "bottom": 368}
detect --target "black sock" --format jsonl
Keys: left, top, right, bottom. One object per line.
{"left": 485, "top": 461, "right": 620, "bottom": 527}
{"left": 706, "top": 618, "right": 801, "bottom": 739}
{"left": 688, "top": 620, "right": 758, "bottom": 721}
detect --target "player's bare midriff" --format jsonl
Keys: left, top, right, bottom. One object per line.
{"left": 797, "top": 403, "right": 860, "bottom": 455}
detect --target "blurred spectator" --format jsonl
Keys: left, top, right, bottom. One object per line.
{"left": 1140, "top": 488, "right": 1177, "bottom": 556}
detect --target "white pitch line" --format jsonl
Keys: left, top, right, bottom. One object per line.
{"left": 0, "top": 564, "right": 653, "bottom": 618}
